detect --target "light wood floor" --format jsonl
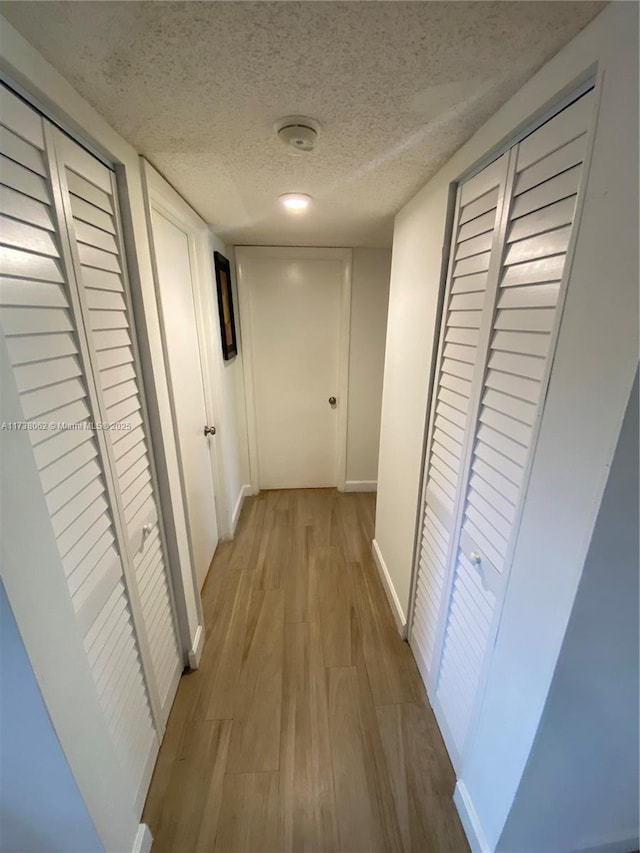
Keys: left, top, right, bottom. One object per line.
{"left": 143, "top": 489, "right": 468, "bottom": 853}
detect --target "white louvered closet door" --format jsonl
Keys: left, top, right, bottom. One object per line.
{"left": 0, "top": 85, "right": 158, "bottom": 806}
{"left": 411, "top": 89, "right": 595, "bottom": 768}
{"left": 49, "top": 129, "right": 183, "bottom": 723}
{"left": 409, "top": 152, "right": 510, "bottom": 682}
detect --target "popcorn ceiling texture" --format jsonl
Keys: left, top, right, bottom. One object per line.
{"left": 1, "top": 1, "right": 604, "bottom": 247}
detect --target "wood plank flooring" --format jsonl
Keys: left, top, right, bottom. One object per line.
{"left": 143, "top": 489, "right": 468, "bottom": 853}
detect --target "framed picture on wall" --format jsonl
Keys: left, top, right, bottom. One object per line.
{"left": 213, "top": 251, "right": 238, "bottom": 361}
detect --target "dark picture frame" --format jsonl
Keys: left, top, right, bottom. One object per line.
{"left": 213, "top": 251, "right": 238, "bottom": 361}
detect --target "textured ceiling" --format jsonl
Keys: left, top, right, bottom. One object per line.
{"left": 1, "top": 1, "right": 604, "bottom": 247}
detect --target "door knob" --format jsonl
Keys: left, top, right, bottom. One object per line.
{"left": 470, "top": 551, "right": 482, "bottom": 566}
{"left": 204, "top": 425, "right": 216, "bottom": 436}
{"left": 328, "top": 396, "right": 337, "bottom": 406}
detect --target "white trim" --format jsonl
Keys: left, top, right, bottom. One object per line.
{"left": 371, "top": 539, "right": 407, "bottom": 639}
{"left": 188, "top": 624, "right": 206, "bottom": 670}
{"left": 132, "top": 824, "right": 153, "bottom": 853}
{"left": 454, "top": 782, "right": 491, "bottom": 853}
{"left": 231, "top": 484, "right": 252, "bottom": 536}
{"left": 344, "top": 480, "right": 377, "bottom": 492}
{"left": 235, "top": 246, "right": 352, "bottom": 493}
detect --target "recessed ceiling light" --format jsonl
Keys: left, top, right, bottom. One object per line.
{"left": 280, "top": 193, "right": 312, "bottom": 211}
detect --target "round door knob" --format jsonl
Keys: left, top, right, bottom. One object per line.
{"left": 204, "top": 425, "right": 216, "bottom": 436}
{"left": 470, "top": 551, "right": 482, "bottom": 566}
{"left": 328, "top": 396, "right": 337, "bottom": 406}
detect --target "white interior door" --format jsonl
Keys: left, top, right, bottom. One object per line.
{"left": 410, "top": 89, "right": 595, "bottom": 769}
{"left": 149, "top": 209, "right": 219, "bottom": 590}
{"left": 241, "top": 251, "right": 345, "bottom": 489}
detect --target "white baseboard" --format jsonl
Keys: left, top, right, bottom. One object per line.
{"left": 188, "top": 623, "right": 205, "bottom": 670}
{"left": 344, "top": 480, "right": 377, "bottom": 492}
{"left": 230, "top": 484, "right": 251, "bottom": 536}
{"left": 132, "top": 824, "right": 153, "bottom": 853}
{"left": 371, "top": 539, "right": 407, "bottom": 639}
{"left": 454, "top": 782, "right": 490, "bottom": 853}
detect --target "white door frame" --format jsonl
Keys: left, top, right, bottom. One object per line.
{"left": 236, "top": 246, "right": 352, "bottom": 493}
{"left": 141, "top": 161, "right": 230, "bottom": 543}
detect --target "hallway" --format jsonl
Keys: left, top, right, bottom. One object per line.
{"left": 143, "top": 490, "right": 468, "bottom": 852}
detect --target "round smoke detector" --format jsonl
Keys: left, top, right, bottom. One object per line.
{"left": 276, "top": 116, "right": 320, "bottom": 153}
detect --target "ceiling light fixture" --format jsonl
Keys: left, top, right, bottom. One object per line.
{"left": 280, "top": 193, "right": 313, "bottom": 211}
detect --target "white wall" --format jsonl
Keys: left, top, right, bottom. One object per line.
{"left": 211, "top": 242, "right": 251, "bottom": 529}
{"left": 0, "top": 582, "right": 103, "bottom": 853}
{"left": 346, "top": 248, "right": 391, "bottom": 490}
{"left": 375, "top": 2, "right": 638, "bottom": 848}
{"left": 497, "top": 373, "right": 639, "bottom": 853}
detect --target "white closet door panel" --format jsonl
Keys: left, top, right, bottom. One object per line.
{"left": 55, "top": 131, "right": 181, "bottom": 713}
{"left": 433, "top": 91, "right": 593, "bottom": 760}
{"left": 0, "top": 85, "right": 157, "bottom": 804}
{"left": 410, "top": 153, "right": 508, "bottom": 679}
{"left": 437, "top": 547, "right": 497, "bottom": 753}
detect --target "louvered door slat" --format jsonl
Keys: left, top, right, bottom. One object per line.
{"left": 433, "top": 90, "right": 593, "bottom": 761}
{"left": 55, "top": 129, "right": 182, "bottom": 714}
{"left": 0, "top": 186, "right": 55, "bottom": 231}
